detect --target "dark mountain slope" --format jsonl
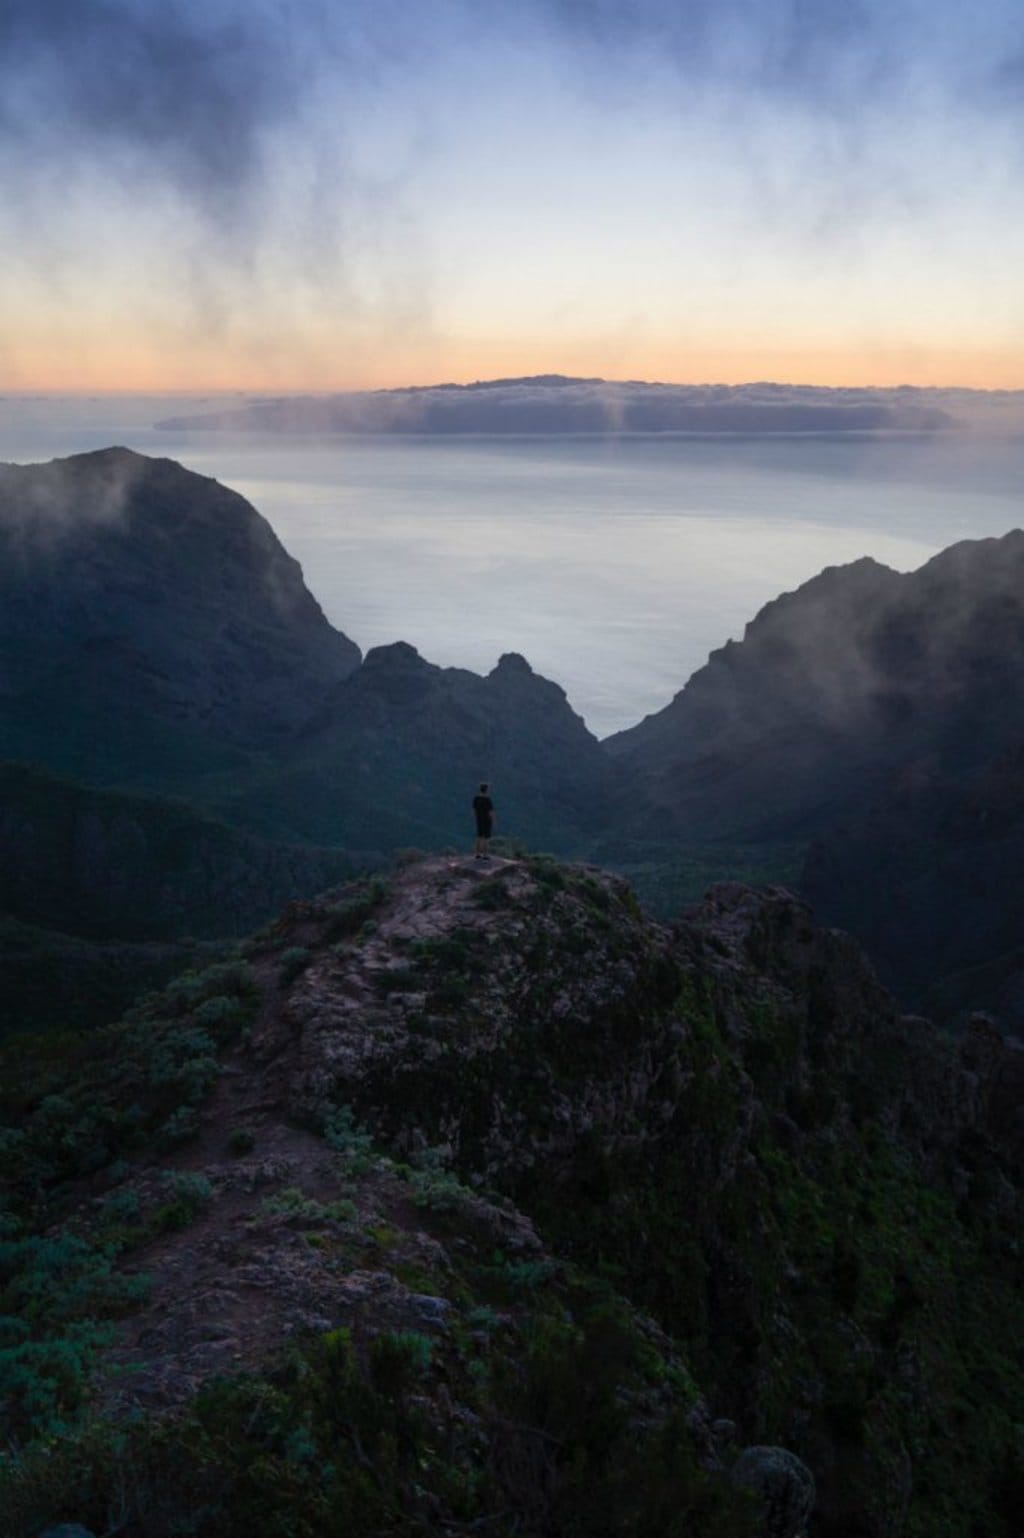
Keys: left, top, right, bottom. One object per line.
{"left": 221, "top": 643, "right": 617, "bottom": 851}
{"left": 0, "top": 450, "right": 616, "bottom": 857}
{"left": 606, "top": 531, "right": 1024, "bottom": 1023}
{"left": 803, "top": 742, "right": 1024, "bottom": 1026}
{"left": 1, "top": 857, "right": 1019, "bottom": 1537}
{"left": 608, "top": 531, "right": 1024, "bottom": 842}
{"left": 607, "top": 557, "right": 905, "bottom": 837}
{"left": 0, "top": 448, "right": 360, "bottom": 789}
{"left": 0, "top": 760, "right": 368, "bottom": 1036}
{"left": 0, "top": 912, "right": 217, "bottom": 1039}
{"left": 0, "top": 761, "right": 362, "bottom": 945}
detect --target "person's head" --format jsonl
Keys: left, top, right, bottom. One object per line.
{"left": 479, "top": 781, "right": 489, "bottom": 793}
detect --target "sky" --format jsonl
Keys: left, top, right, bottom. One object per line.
{"left": 2, "top": 1, "right": 1024, "bottom": 392}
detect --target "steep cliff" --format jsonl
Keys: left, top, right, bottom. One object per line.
{"left": 607, "top": 532, "right": 1024, "bottom": 842}
{"left": 0, "top": 448, "right": 360, "bottom": 789}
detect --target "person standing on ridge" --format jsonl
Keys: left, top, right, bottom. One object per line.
{"left": 472, "top": 782, "right": 494, "bottom": 858}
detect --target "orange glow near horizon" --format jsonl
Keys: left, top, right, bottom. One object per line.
{"left": 6, "top": 338, "right": 1024, "bottom": 395}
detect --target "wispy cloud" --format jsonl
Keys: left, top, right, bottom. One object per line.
{"left": 2, "top": 2, "right": 1024, "bottom": 388}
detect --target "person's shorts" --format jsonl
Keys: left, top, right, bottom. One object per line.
{"left": 475, "top": 820, "right": 493, "bottom": 838}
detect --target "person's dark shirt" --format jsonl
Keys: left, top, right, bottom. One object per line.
{"left": 473, "top": 794, "right": 494, "bottom": 833}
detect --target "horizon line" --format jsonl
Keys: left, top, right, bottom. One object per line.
{"left": 5, "top": 373, "right": 1024, "bottom": 399}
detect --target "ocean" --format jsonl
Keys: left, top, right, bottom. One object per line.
{"left": 2, "top": 394, "right": 1022, "bottom": 735}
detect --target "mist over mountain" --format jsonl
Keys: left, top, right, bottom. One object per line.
{"left": 5, "top": 446, "right": 1024, "bottom": 1036}
{"left": 609, "top": 532, "right": 1024, "bottom": 836}
{"left": 0, "top": 448, "right": 615, "bottom": 854}
{"left": 0, "top": 448, "right": 360, "bottom": 787}
{"left": 2, "top": 445, "right": 1023, "bottom": 1535}
{"left": 155, "top": 375, "right": 979, "bottom": 436}
{"left": 608, "top": 530, "right": 1024, "bottom": 1023}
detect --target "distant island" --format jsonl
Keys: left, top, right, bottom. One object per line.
{"left": 154, "top": 374, "right": 1024, "bottom": 436}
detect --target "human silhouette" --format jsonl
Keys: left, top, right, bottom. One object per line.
{"left": 472, "top": 781, "right": 494, "bottom": 858}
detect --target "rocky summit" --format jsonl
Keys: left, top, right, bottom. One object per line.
{"left": 1, "top": 854, "right": 1020, "bottom": 1537}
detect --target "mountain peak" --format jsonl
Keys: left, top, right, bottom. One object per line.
{"left": 362, "top": 640, "right": 429, "bottom": 669}
{"left": 491, "top": 650, "right": 534, "bottom": 676}
{"left": 0, "top": 449, "right": 361, "bottom": 771}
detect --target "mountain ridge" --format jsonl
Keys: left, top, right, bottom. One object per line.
{"left": 5, "top": 446, "right": 1024, "bottom": 1029}
{"left": 1, "top": 853, "right": 1020, "bottom": 1536}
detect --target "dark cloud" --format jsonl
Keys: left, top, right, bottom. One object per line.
{"left": 0, "top": 0, "right": 308, "bottom": 210}
{"left": 2, "top": 0, "right": 1023, "bottom": 373}
{"left": 537, "top": 0, "right": 896, "bottom": 107}
{"left": 537, "top": 0, "right": 1024, "bottom": 120}
{"left": 2, "top": 1, "right": 1022, "bottom": 221}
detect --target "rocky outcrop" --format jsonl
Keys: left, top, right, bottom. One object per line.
{"left": 3, "top": 856, "right": 1018, "bottom": 1537}
{"left": 732, "top": 1446, "right": 816, "bottom": 1538}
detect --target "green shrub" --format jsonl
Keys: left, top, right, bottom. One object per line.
{"left": 262, "top": 1187, "right": 355, "bottom": 1226}
{"left": 0, "top": 1234, "right": 150, "bottom": 1442}
{"left": 279, "top": 947, "right": 311, "bottom": 984}
{"left": 157, "top": 1104, "right": 201, "bottom": 1149}
{"left": 154, "top": 1172, "right": 213, "bottom": 1232}
{"left": 100, "top": 1189, "right": 141, "bottom": 1224}
{"left": 323, "top": 880, "right": 390, "bottom": 941}
{"left": 369, "top": 1330, "right": 433, "bottom": 1393}
{"left": 376, "top": 966, "right": 419, "bottom": 993}
{"left": 407, "top": 1151, "right": 473, "bottom": 1214}
{"left": 473, "top": 877, "right": 512, "bottom": 910}
{"left": 323, "top": 1107, "right": 376, "bottom": 1175}
{"left": 193, "top": 995, "right": 246, "bottom": 1033}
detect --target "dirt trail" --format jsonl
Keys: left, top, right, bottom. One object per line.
{"left": 105, "top": 855, "right": 545, "bottom": 1409}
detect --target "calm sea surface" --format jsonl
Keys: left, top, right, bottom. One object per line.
{"left": 2, "top": 396, "right": 1023, "bottom": 735}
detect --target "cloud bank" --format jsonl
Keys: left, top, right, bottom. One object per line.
{"left": 154, "top": 374, "right": 1021, "bottom": 435}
